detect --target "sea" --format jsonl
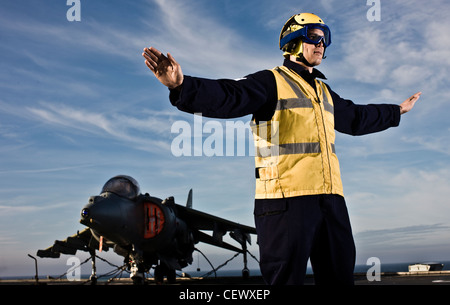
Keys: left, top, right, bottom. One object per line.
{"left": 183, "top": 260, "right": 450, "bottom": 278}
{"left": 3, "top": 261, "right": 450, "bottom": 281}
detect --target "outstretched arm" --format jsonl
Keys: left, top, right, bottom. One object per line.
{"left": 142, "top": 47, "right": 184, "bottom": 89}
{"left": 142, "top": 46, "right": 276, "bottom": 119}
{"left": 331, "top": 88, "right": 422, "bottom": 136}
{"left": 399, "top": 92, "right": 422, "bottom": 114}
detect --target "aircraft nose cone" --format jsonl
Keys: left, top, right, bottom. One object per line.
{"left": 80, "top": 208, "right": 91, "bottom": 226}
{"left": 81, "top": 208, "right": 89, "bottom": 219}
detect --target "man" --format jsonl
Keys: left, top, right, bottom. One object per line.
{"left": 142, "top": 13, "right": 421, "bottom": 285}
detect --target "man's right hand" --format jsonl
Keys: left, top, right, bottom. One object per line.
{"left": 142, "top": 47, "right": 184, "bottom": 90}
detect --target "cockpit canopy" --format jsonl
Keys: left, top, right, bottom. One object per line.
{"left": 101, "top": 175, "right": 141, "bottom": 200}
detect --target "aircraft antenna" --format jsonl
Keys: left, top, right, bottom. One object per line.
{"left": 186, "top": 189, "right": 193, "bottom": 208}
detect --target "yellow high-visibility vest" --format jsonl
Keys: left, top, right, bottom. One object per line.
{"left": 252, "top": 66, "right": 344, "bottom": 199}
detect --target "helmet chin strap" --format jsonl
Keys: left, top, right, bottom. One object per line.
{"left": 295, "top": 47, "right": 327, "bottom": 67}
{"left": 296, "top": 54, "right": 315, "bottom": 67}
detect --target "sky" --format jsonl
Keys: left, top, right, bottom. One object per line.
{"left": 1, "top": 0, "right": 450, "bottom": 278}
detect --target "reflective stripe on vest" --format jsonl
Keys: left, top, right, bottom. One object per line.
{"left": 251, "top": 66, "right": 344, "bottom": 199}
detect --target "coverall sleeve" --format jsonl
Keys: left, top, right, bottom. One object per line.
{"left": 328, "top": 85, "right": 401, "bottom": 136}
{"left": 169, "top": 70, "right": 276, "bottom": 119}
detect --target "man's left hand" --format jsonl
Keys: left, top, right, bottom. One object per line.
{"left": 400, "top": 92, "right": 422, "bottom": 114}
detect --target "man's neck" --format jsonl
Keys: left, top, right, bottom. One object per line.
{"left": 289, "top": 56, "right": 314, "bottom": 73}
{"left": 283, "top": 58, "right": 327, "bottom": 81}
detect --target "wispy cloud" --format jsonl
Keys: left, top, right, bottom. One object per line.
{"left": 328, "top": 1, "right": 450, "bottom": 109}
{"left": 0, "top": 234, "right": 20, "bottom": 246}
{"left": 355, "top": 223, "right": 450, "bottom": 243}
{"left": 0, "top": 203, "right": 67, "bottom": 216}
{"left": 354, "top": 223, "right": 450, "bottom": 263}
{"left": 25, "top": 102, "right": 174, "bottom": 153}
{"left": 0, "top": 164, "right": 96, "bottom": 175}
{"left": 0, "top": 8, "right": 143, "bottom": 64}
{"left": 401, "top": 132, "right": 450, "bottom": 156}
{"left": 346, "top": 166, "right": 450, "bottom": 236}
{"left": 145, "top": 0, "right": 279, "bottom": 78}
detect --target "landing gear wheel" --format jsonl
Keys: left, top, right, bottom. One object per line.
{"left": 154, "top": 265, "right": 164, "bottom": 284}
{"left": 132, "top": 275, "right": 145, "bottom": 285}
{"left": 167, "top": 269, "right": 176, "bottom": 284}
{"left": 154, "top": 264, "right": 177, "bottom": 284}
{"left": 242, "top": 267, "right": 250, "bottom": 279}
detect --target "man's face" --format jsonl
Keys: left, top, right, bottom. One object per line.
{"left": 302, "top": 28, "right": 325, "bottom": 66}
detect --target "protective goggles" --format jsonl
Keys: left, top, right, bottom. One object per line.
{"left": 280, "top": 23, "right": 332, "bottom": 49}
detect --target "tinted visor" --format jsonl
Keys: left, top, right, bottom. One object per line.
{"left": 280, "top": 23, "right": 331, "bottom": 50}
{"left": 301, "top": 24, "right": 331, "bottom": 47}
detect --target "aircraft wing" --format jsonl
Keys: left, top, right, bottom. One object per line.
{"left": 176, "top": 204, "right": 256, "bottom": 234}
{"left": 175, "top": 204, "right": 257, "bottom": 250}
{"left": 36, "top": 228, "right": 101, "bottom": 258}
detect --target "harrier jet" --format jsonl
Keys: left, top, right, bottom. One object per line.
{"left": 37, "top": 175, "right": 256, "bottom": 284}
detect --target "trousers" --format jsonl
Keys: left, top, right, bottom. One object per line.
{"left": 254, "top": 194, "right": 356, "bottom": 285}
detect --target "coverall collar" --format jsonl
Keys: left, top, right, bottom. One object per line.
{"left": 283, "top": 58, "right": 327, "bottom": 80}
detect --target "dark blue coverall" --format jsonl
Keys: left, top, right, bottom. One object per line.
{"left": 168, "top": 59, "right": 401, "bottom": 285}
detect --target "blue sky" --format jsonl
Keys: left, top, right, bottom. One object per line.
{"left": 1, "top": 0, "right": 450, "bottom": 277}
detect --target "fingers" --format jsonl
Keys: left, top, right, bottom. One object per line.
{"left": 143, "top": 47, "right": 165, "bottom": 62}
{"left": 144, "top": 58, "right": 155, "bottom": 72}
{"left": 142, "top": 48, "right": 155, "bottom": 72}
{"left": 400, "top": 91, "right": 422, "bottom": 114}
{"left": 142, "top": 47, "right": 158, "bottom": 71}
{"left": 167, "top": 52, "right": 178, "bottom": 66}
{"left": 412, "top": 91, "right": 422, "bottom": 101}
{"left": 408, "top": 92, "right": 422, "bottom": 104}
{"left": 142, "top": 47, "right": 168, "bottom": 72}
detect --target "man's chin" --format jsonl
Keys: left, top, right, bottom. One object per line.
{"left": 310, "top": 58, "right": 322, "bottom": 66}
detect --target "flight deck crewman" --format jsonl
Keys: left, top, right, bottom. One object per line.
{"left": 142, "top": 13, "right": 421, "bottom": 285}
